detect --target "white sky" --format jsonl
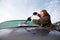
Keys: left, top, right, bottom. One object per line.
{"left": 0, "top": 0, "right": 60, "bottom": 23}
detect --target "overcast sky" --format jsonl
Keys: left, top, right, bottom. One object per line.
{"left": 0, "top": 0, "right": 60, "bottom": 23}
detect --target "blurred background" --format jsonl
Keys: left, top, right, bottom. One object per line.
{"left": 0, "top": 0, "right": 60, "bottom": 23}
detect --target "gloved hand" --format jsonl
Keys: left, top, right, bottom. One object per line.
{"left": 33, "top": 12, "right": 38, "bottom": 15}
{"left": 26, "top": 17, "right": 31, "bottom": 21}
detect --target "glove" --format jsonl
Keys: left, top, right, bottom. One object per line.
{"left": 33, "top": 12, "right": 38, "bottom": 15}
{"left": 27, "top": 17, "right": 31, "bottom": 21}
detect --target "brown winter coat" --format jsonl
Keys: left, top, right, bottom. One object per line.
{"left": 32, "top": 14, "right": 55, "bottom": 30}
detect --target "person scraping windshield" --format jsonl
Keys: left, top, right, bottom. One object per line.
{"left": 26, "top": 9, "right": 55, "bottom": 30}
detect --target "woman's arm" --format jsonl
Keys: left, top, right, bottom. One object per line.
{"left": 37, "top": 14, "right": 41, "bottom": 18}
{"left": 31, "top": 19, "right": 41, "bottom": 25}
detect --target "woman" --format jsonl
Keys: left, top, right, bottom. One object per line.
{"left": 31, "top": 9, "right": 55, "bottom": 30}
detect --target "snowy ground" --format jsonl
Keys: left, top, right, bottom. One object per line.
{"left": 0, "top": 28, "right": 60, "bottom": 40}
